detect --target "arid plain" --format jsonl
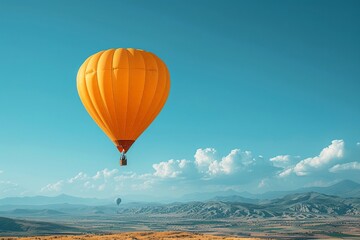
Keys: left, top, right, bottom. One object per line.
{"left": 1, "top": 231, "right": 260, "bottom": 240}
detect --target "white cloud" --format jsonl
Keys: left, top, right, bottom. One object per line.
{"left": 38, "top": 147, "right": 265, "bottom": 197}
{"left": 113, "top": 172, "right": 154, "bottom": 191}
{"left": 68, "top": 172, "right": 88, "bottom": 183}
{"left": 0, "top": 170, "right": 3, "bottom": 174}
{"left": 194, "top": 148, "right": 217, "bottom": 171}
{"left": 270, "top": 155, "right": 292, "bottom": 168}
{"left": 37, "top": 140, "right": 356, "bottom": 198}
{"left": 240, "top": 150, "right": 255, "bottom": 166}
{"left": 208, "top": 149, "right": 240, "bottom": 175}
{"left": 277, "top": 140, "right": 345, "bottom": 177}
{"left": 357, "top": 142, "right": 360, "bottom": 146}
{"left": 293, "top": 140, "right": 344, "bottom": 176}
{"left": 194, "top": 148, "right": 257, "bottom": 176}
{"left": 153, "top": 159, "right": 190, "bottom": 178}
{"left": 93, "top": 168, "right": 118, "bottom": 180}
{"left": 329, "top": 161, "right": 360, "bottom": 173}
{"left": 270, "top": 155, "right": 290, "bottom": 163}
{"left": 41, "top": 180, "right": 64, "bottom": 192}
{"left": 278, "top": 168, "right": 293, "bottom": 178}
{"left": 131, "top": 177, "right": 155, "bottom": 191}
{"left": 274, "top": 140, "right": 346, "bottom": 178}
{"left": 40, "top": 169, "right": 156, "bottom": 197}
{"left": 84, "top": 181, "right": 95, "bottom": 189}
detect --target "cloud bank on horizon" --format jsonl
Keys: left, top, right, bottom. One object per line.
{"left": 1, "top": 139, "right": 359, "bottom": 199}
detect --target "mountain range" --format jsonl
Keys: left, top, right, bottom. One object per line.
{"left": 180, "top": 179, "right": 360, "bottom": 202}
{"left": 1, "top": 180, "right": 359, "bottom": 237}
{"left": 2, "top": 192, "right": 358, "bottom": 220}
{"left": 0, "top": 180, "right": 358, "bottom": 208}
{"left": 120, "top": 192, "right": 360, "bottom": 219}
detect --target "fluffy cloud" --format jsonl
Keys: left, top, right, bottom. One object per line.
{"left": 293, "top": 140, "right": 344, "bottom": 175}
{"left": 40, "top": 148, "right": 269, "bottom": 197}
{"left": 270, "top": 155, "right": 290, "bottom": 163}
{"left": 68, "top": 172, "right": 87, "bottom": 183}
{"left": 194, "top": 148, "right": 217, "bottom": 171}
{"left": 278, "top": 140, "right": 345, "bottom": 177}
{"left": 41, "top": 169, "right": 154, "bottom": 197}
{"left": 208, "top": 149, "right": 239, "bottom": 175}
{"left": 41, "top": 180, "right": 64, "bottom": 192}
{"left": 93, "top": 169, "right": 118, "bottom": 180}
{"left": 278, "top": 168, "right": 293, "bottom": 177}
{"left": 38, "top": 139, "right": 358, "bottom": 198}
{"left": 329, "top": 161, "right": 360, "bottom": 173}
{"left": 153, "top": 159, "right": 190, "bottom": 178}
{"left": 270, "top": 155, "right": 298, "bottom": 168}
{"left": 194, "top": 148, "right": 256, "bottom": 176}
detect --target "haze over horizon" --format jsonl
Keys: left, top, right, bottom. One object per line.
{"left": 0, "top": 0, "right": 359, "bottom": 200}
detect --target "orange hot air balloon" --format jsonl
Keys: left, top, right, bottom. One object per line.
{"left": 77, "top": 48, "right": 170, "bottom": 166}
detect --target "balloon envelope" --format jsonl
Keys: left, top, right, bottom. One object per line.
{"left": 77, "top": 48, "right": 170, "bottom": 154}
{"left": 115, "top": 197, "right": 121, "bottom": 206}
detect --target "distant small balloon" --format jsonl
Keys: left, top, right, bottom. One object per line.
{"left": 115, "top": 197, "right": 122, "bottom": 206}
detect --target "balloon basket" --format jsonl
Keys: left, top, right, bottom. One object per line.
{"left": 120, "top": 158, "right": 127, "bottom": 166}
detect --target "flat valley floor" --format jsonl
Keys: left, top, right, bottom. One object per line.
{"left": 1, "top": 214, "right": 360, "bottom": 239}
{"left": 0, "top": 231, "right": 260, "bottom": 240}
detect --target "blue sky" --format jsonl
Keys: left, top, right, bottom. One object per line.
{"left": 0, "top": 0, "right": 359, "bottom": 200}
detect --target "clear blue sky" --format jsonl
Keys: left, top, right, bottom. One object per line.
{"left": 0, "top": 0, "right": 359, "bottom": 199}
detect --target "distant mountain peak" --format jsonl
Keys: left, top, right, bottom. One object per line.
{"left": 332, "top": 179, "right": 360, "bottom": 188}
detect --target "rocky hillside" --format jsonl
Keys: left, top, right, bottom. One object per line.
{"left": 0, "top": 217, "right": 80, "bottom": 236}
{"left": 120, "top": 192, "right": 360, "bottom": 219}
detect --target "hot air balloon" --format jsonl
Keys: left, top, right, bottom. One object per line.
{"left": 115, "top": 197, "right": 122, "bottom": 206}
{"left": 77, "top": 48, "right": 170, "bottom": 166}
